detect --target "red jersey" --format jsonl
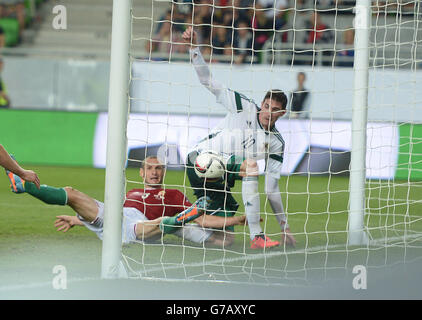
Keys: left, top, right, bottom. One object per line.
{"left": 124, "top": 188, "right": 192, "bottom": 221}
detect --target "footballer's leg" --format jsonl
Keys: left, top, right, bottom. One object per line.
{"left": 206, "top": 230, "right": 235, "bottom": 248}
{"left": 159, "top": 196, "right": 210, "bottom": 234}
{"left": 239, "top": 159, "right": 280, "bottom": 249}
{"left": 239, "top": 159, "right": 262, "bottom": 237}
{"left": 7, "top": 171, "right": 68, "bottom": 205}
{"left": 134, "top": 217, "right": 166, "bottom": 241}
{"left": 63, "top": 187, "right": 99, "bottom": 222}
{"left": 6, "top": 170, "right": 99, "bottom": 222}
{"left": 173, "top": 209, "right": 245, "bottom": 247}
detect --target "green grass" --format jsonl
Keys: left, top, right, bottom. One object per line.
{"left": 1, "top": 165, "right": 422, "bottom": 297}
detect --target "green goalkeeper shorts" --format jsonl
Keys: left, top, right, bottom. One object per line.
{"left": 186, "top": 151, "right": 244, "bottom": 231}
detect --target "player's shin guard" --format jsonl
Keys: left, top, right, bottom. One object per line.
{"left": 242, "top": 176, "right": 262, "bottom": 239}
{"left": 25, "top": 182, "right": 67, "bottom": 205}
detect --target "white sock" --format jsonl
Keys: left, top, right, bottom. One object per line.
{"left": 242, "top": 176, "right": 262, "bottom": 239}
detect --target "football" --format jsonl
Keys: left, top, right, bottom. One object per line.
{"left": 194, "top": 152, "right": 225, "bottom": 179}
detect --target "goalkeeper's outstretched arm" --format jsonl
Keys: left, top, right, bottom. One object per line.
{"left": 182, "top": 27, "right": 224, "bottom": 97}
{"left": 182, "top": 27, "right": 238, "bottom": 113}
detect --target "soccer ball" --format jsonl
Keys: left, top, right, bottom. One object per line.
{"left": 194, "top": 152, "right": 225, "bottom": 179}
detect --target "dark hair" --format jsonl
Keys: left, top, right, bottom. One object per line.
{"left": 236, "top": 18, "right": 250, "bottom": 28}
{"left": 263, "top": 90, "right": 288, "bottom": 110}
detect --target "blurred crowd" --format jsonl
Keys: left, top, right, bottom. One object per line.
{"left": 145, "top": 0, "right": 359, "bottom": 66}
{"left": 0, "top": 0, "right": 48, "bottom": 108}
{"left": 0, "top": 0, "right": 46, "bottom": 49}
{"left": 145, "top": 0, "right": 418, "bottom": 66}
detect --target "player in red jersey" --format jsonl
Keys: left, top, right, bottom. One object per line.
{"left": 6, "top": 156, "right": 246, "bottom": 247}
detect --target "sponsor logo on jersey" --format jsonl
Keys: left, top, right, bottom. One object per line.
{"left": 155, "top": 190, "right": 166, "bottom": 200}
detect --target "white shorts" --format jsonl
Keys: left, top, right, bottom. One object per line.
{"left": 77, "top": 200, "right": 148, "bottom": 245}
{"left": 77, "top": 200, "right": 214, "bottom": 245}
{"left": 174, "top": 224, "right": 213, "bottom": 244}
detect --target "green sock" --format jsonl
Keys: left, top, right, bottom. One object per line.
{"left": 24, "top": 182, "right": 68, "bottom": 205}
{"left": 159, "top": 216, "right": 181, "bottom": 234}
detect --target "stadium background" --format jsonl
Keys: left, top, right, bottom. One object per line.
{"left": 0, "top": 0, "right": 420, "bottom": 173}
{"left": 0, "top": 0, "right": 422, "bottom": 299}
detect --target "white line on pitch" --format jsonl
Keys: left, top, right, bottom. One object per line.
{"left": 132, "top": 232, "right": 422, "bottom": 276}
{"left": 0, "top": 276, "right": 99, "bottom": 293}
{"left": 1, "top": 232, "right": 421, "bottom": 293}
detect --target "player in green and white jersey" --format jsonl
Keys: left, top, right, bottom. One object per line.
{"left": 183, "top": 27, "right": 296, "bottom": 249}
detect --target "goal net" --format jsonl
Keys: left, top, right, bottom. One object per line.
{"left": 103, "top": 0, "right": 422, "bottom": 286}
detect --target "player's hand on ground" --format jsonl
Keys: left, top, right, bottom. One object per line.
{"left": 182, "top": 26, "right": 197, "bottom": 45}
{"left": 20, "top": 169, "right": 40, "bottom": 189}
{"left": 281, "top": 228, "right": 296, "bottom": 247}
{"left": 55, "top": 215, "right": 77, "bottom": 232}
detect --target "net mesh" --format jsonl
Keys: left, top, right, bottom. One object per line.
{"left": 118, "top": 0, "right": 422, "bottom": 285}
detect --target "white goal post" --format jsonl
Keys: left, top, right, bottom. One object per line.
{"left": 101, "top": 0, "right": 132, "bottom": 279}
{"left": 348, "top": 0, "right": 371, "bottom": 246}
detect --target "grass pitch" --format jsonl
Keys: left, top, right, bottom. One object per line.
{"left": 1, "top": 165, "right": 422, "bottom": 299}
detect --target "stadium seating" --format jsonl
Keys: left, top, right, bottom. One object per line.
{"left": 2, "top": 0, "right": 420, "bottom": 65}
{"left": 18, "top": 0, "right": 169, "bottom": 57}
